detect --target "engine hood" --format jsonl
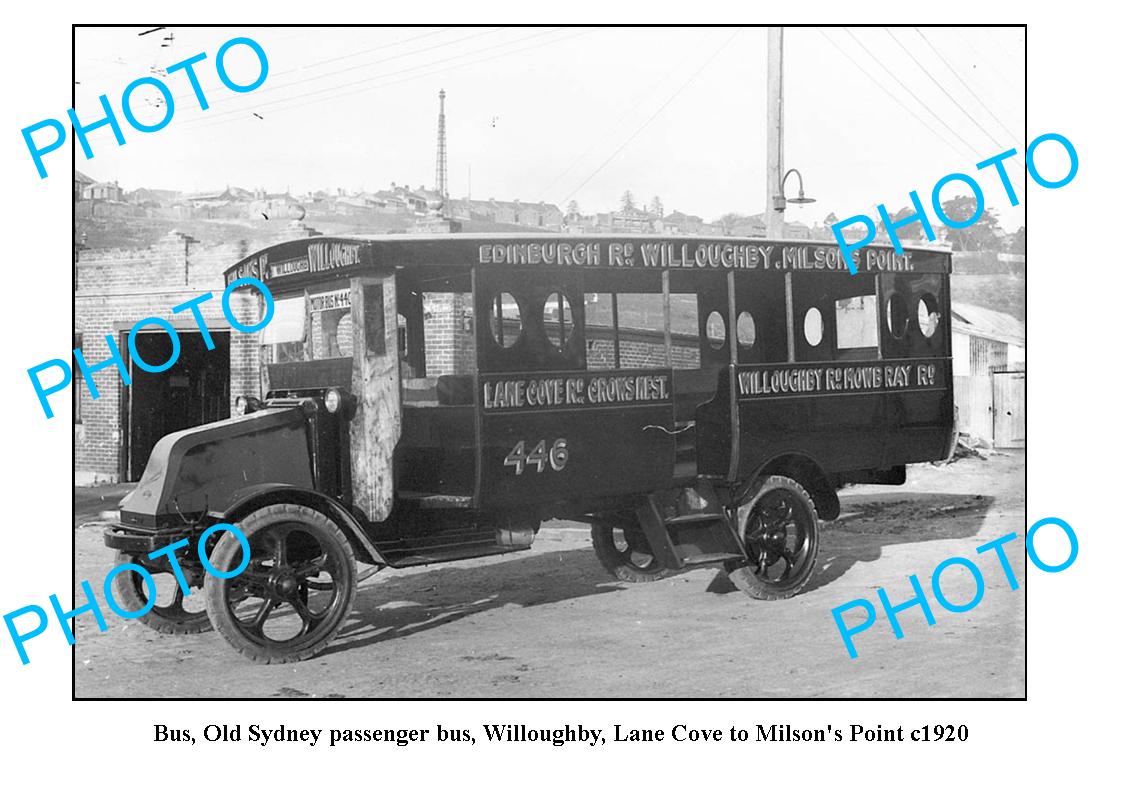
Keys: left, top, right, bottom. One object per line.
{"left": 119, "top": 406, "right": 314, "bottom": 529}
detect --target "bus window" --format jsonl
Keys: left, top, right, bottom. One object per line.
{"left": 542, "top": 292, "right": 574, "bottom": 351}
{"left": 311, "top": 307, "right": 353, "bottom": 359}
{"left": 668, "top": 294, "right": 701, "bottom": 368}
{"left": 584, "top": 292, "right": 618, "bottom": 370}
{"left": 834, "top": 294, "right": 878, "bottom": 360}
{"left": 793, "top": 272, "right": 879, "bottom": 362}
{"left": 615, "top": 292, "right": 667, "bottom": 367}
{"left": 880, "top": 272, "right": 948, "bottom": 358}
{"left": 489, "top": 292, "right": 522, "bottom": 348}
{"left": 263, "top": 295, "right": 307, "bottom": 364}
{"left": 733, "top": 270, "right": 787, "bottom": 364}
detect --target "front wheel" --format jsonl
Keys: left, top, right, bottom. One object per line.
{"left": 204, "top": 504, "right": 357, "bottom": 664}
{"left": 110, "top": 552, "right": 212, "bottom": 634}
{"left": 724, "top": 476, "right": 820, "bottom": 600}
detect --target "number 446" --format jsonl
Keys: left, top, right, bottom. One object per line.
{"left": 504, "top": 438, "right": 569, "bottom": 475}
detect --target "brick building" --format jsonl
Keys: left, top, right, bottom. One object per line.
{"left": 75, "top": 223, "right": 320, "bottom": 484}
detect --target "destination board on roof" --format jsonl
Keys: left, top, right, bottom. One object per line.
{"left": 225, "top": 239, "right": 371, "bottom": 286}
{"left": 476, "top": 240, "right": 948, "bottom": 273}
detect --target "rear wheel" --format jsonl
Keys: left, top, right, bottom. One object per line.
{"left": 725, "top": 476, "right": 820, "bottom": 600}
{"left": 591, "top": 522, "right": 668, "bottom": 582}
{"left": 110, "top": 551, "right": 211, "bottom": 634}
{"left": 204, "top": 504, "right": 356, "bottom": 664}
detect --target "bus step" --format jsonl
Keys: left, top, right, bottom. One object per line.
{"left": 664, "top": 512, "right": 727, "bottom": 526}
{"left": 679, "top": 551, "right": 744, "bottom": 566}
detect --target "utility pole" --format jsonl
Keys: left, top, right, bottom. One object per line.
{"left": 765, "top": 27, "right": 784, "bottom": 239}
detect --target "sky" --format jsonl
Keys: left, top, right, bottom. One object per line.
{"left": 71, "top": 25, "right": 1027, "bottom": 232}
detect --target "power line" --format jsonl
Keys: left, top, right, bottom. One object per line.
{"left": 180, "top": 27, "right": 569, "bottom": 129}
{"left": 950, "top": 28, "right": 1020, "bottom": 98}
{"left": 170, "top": 27, "right": 505, "bottom": 110}
{"left": 842, "top": 28, "right": 983, "bottom": 157}
{"left": 913, "top": 27, "right": 1019, "bottom": 141}
{"left": 184, "top": 28, "right": 595, "bottom": 133}
{"left": 270, "top": 27, "right": 456, "bottom": 78}
{"left": 536, "top": 29, "right": 714, "bottom": 200}
{"left": 815, "top": 28, "right": 975, "bottom": 162}
{"left": 883, "top": 27, "right": 1005, "bottom": 150}
{"left": 561, "top": 28, "right": 742, "bottom": 203}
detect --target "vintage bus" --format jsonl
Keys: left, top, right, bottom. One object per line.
{"left": 104, "top": 234, "right": 954, "bottom": 663}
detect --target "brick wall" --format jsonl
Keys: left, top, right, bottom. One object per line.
{"left": 75, "top": 224, "right": 316, "bottom": 484}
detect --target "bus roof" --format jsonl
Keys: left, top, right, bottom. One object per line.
{"left": 223, "top": 233, "right": 952, "bottom": 290}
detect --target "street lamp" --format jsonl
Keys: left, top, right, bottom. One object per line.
{"left": 773, "top": 168, "right": 816, "bottom": 213}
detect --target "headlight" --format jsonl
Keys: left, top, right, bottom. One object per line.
{"left": 233, "top": 395, "right": 262, "bottom": 416}
{"left": 325, "top": 389, "right": 342, "bottom": 413}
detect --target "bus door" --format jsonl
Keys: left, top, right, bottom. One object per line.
{"left": 667, "top": 270, "right": 733, "bottom": 480}
{"left": 392, "top": 270, "right": 478, "bottom": 511}
{"left": 477, "top": 267, "right": 675, "bottom": 507}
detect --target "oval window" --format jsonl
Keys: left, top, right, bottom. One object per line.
{"left": 803, "top": 307, "right": 823, "bottom": 347}
{"left": 737, "top": 311, "right": 757, "bottom": 348}
{"left": 887, "top": 293, "right": 908, "bottom": 339}
{"left": 336, "top": 312, "right": 353, "bottom": 357}
{"left": 489, "top": 293, "right": 521, "bottom": 348}
{"left": 918, "top": 294, "right": 940, "bottom": 338}
{"left": 543, "top": 292, "right": 573, "bottom": 350}
{"left": 705, "top": 311, "right": 726, "bottom": 349}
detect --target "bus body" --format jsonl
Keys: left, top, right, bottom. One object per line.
{"left": 105, "top": 234, "right": 954, "bottom": 662}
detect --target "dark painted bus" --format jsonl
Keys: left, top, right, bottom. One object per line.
{"left": 104, "top": 234, "right": 954, "bottom": 662}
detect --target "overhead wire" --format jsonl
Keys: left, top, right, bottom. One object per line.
{"left": 841, "top": 28, "right": 983, "bottom": 158}
{"left": 883, "top": 27, "right": 1005, "bottom": 150}
{"left": 815, "top": 28, "right": 975, "bottom": 162}
{"left": 912, "top": 27, "right": 1020, "bottom": 144}
{"left": 182, "top": 27, "right": 595, "bottom": 133}
{"left": 535, "top": 28, "right": 717, "bottom": 201}
{"left": 561, "top": 27, "right": 743, "bottom": 203}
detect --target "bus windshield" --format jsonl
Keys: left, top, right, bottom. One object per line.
{"left": 264, "top": 291, "right": 354, "bottom": 363}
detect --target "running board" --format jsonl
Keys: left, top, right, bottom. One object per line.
{"left": 636, "top": 484, "right": 745, "bottom": 570}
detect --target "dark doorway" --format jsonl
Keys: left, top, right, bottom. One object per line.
{"left": 125, "top": 331, "right": 231, "bottom": 481}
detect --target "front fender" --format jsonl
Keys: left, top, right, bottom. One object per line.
{"left": 219, "top": 483, "right": 388, "bottom": 567}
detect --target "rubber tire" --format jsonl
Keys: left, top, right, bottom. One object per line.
{"left": 110, "top": 551, "right": 212, "bottom": 635}
{"left": 725, "top": 476, "right": 821, "bottom": 600}
{"left": 204, "top": 504, "right": 356, "bottom": 664}
{"left": 591, "top": 523, "right": 668, "bottom": 583}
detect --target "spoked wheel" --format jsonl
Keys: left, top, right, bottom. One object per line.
{"left": 725, "top": 476, "right": 820, "bottom": 600}
{"left": 110, "top": 551, "right": 212, "bottom": 634}
{"left": 591, "top": 522, "right": 668, "bottom": 582}
{"left": 204, "top": 504, "right": 356, "bottom": 664}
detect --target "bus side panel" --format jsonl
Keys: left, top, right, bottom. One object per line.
{"left": 882, "top": 357, "right": 954, "bottom": 464}
{"left": 478, "top": 403, "right": 675, "bottom": 509}
{"left": 395, "top": 406, "right": 477, "bottom": 496}
{"left": 734, "top": 380, "right": 886, "bottom": 479}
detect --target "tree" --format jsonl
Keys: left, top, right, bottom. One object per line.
{"left": 650, "top": 195, "right": 664, "bottom": 218}
{"left": 566, "top": 200, "right": 580, "bottom": 217}
{"left": 938, "top": 195, "right": 1004, "bottom": 251}
{"left": 876, "top": 206, "right": 927, "bottom": 242}
{"left": 1009, "top": 225, "right": 1026, "bottom": 254}
{"left": 620, "top": 190, "right": 636, "bottom": 212}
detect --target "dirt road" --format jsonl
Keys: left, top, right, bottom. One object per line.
{"left": 73, "top": 452, "right": 1025, "bottom": 698}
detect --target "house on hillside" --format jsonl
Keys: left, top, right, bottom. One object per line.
{"left": 74, "top": 170, "right": 95, "bottom": 202}
{"left": 950, "top": 301, "right": 1025, "bottom": 448}
{"left": 126, "top": 187, "right": 179, "bottom": 208}
{"left": 84, "top": 180, "right": 124, "bottom": 202}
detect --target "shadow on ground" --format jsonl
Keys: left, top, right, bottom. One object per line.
{"left": 324, "top": 489, "right": 993, "bottom": 657}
